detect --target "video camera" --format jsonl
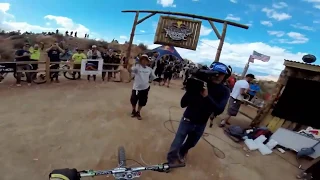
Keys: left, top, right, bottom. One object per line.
{"left": 185, "top": 63, "right": 232, "bottom": 94}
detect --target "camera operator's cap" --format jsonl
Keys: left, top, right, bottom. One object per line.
{"left": 210, "top": 62, "right": 228, "bottom": 74}
{"left": 246, "top": 73, "right": 255, "bottom": 79}
{"left": 140, "top": 54, "right": 150, "bottom": 61}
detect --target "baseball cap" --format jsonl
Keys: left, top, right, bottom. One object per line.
{"left": 246, "top": 74, "right": 255, "bottom": 79}
{"left": 92, "top": 45, "right": 97, "bottom": 48}
{"left": 209, "top": 62, "right": 229, "bottom": 74}
{"left": 140, "top": 54, "right": 150, "bottom": 61}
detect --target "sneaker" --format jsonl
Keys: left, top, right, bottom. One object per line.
{"left": 16, "top": 84, "right": 22, "bottom": 87}
{"left": 219, "top": 120, "right": 226, "bottom": 128}
{"left": 136, "top": 111, "right": 142, "bottom": 120}
{"left": 27, "top": 83, "right": 31, "bottom": 86}
{"left": 131, "top": 110, "right": 136, "bottom": 117}
{"left": 179, "top": 153, "right": 188, "bottom": 163}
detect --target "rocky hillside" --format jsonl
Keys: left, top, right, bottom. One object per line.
{"left": 0, "top": 30, "right": 148, "bottom": 62}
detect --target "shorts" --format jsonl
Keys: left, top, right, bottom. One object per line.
{"left": 73, "top": 64, "right": 81, "bottom": 69}
{"left": 227, "top": 97, "right": 242, "bottom": 116}
{"left": 164, "top": 72, "right": 172, "bottom": 80}
{"left": 130, "top": 87, "right": 150, "bottom": 107}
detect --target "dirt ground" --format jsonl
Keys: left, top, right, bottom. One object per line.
{"left": 0, "top": 77, "right": 302, "bottom": 180}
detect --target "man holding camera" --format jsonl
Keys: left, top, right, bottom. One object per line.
{"left": 166, "top": 62, "right": 230, "bottom": 165}
{"left": 219, "top": 73, "right": 255, "bottom": 127}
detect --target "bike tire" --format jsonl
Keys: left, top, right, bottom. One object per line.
{"left": 118, "top": 146, "right": 126, "bottom": 167}
{"left": 63, "top": 71, "right": 80, "bottom": 80}
{"left": 32, "top": 73, "right": 47, "bottom": 84}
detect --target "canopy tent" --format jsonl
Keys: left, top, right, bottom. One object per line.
{"left": 150, "top": 45, "right": 183, "bottom": 61}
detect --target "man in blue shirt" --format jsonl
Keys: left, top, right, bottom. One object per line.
{"left": 248, "top": 81, "right": 260, "bottom": 101}
{"left": 166, "top": 62, "right": 230, "bottom": 165}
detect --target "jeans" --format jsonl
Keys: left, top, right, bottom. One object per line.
{"left": 167, "top": 118, "right": 206, "bottom": 163}
{"left": 16, "top": 64, "right": 31, "bottom": 84}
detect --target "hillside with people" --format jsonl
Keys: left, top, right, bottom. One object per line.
{"left": 0, "top": 30, "right": 148, "bottom": 62}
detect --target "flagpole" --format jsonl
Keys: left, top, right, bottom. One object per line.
{"left": 241, "top": 57, "right": 250, "bottom": 79}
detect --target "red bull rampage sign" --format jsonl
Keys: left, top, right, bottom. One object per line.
{"left": 154, "top": 16, "right": 202, "bottom": 50}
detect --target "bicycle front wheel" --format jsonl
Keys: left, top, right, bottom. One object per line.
{"left": 32, "top": 73, "right": 47, "bottom": 84}
{"left": 63, "top": 70, "right": 80, "bottom": 80}
{"left": 118, "top": 146, "right": 126, "bottom": 167}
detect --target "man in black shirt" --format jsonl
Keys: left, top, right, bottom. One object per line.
{"left": 163, "top": 62, "right": 174, "bottom": 87}
{"left": 166, "top": 62, "right": 230, "bottom": 165}
{"left": 15, "top": 43, "right": 32, "bottom": 86}
{"left": 46, "top": 43, "right": 65, "bottom": 82}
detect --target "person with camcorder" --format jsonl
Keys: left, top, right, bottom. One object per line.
{"left": 166, "top": 62, "right": 230, "bottom": 165}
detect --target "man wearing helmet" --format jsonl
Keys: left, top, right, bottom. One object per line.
{"left": 166, "top": 62, "right": 230, "bottom": 166}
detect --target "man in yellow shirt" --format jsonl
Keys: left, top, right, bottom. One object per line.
{"left": 71, "top": 48, "right": 87, "bottom": 78}
{"left": 29, "top": 44, "right": 41, "bottom": 71}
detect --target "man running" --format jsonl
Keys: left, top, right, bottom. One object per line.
{"left": 130, "top": 54, "right": 156, "bottom": 120}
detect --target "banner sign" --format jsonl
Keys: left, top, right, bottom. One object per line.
{"left": 80, "top": 59, "right": 103, "bottom": 75}
{"left": 0, "top": 63, "right": 16, "bottom": 73}
{"left": 154, "top": 16, "right": 202, "bottom": 50}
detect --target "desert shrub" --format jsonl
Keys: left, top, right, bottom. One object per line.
{"left": 138, "top": 43, "right": 148, "bottom": 51}
{"left": 52, "top": 33, "right": 65, "bottom": 42}
{"left": 12, "top": 39, "right": 26, "bottom": 49}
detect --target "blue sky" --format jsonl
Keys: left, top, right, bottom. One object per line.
{"left": 1, "top": 0, "right": 319, "bottom": 80}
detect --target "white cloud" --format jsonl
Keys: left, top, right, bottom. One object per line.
{"left": 148, "top": 39, "right": 305, "bottom": 77}
{"left": 285, "top": 32, "right": 309, "bottom": 44}
{"left": 304, "top": 0, "right": 320, "bottom": 9}
{"left": 245, "top": 21, "right": 253, "bottom": 27}
{"left": 268, "top": 31, "right": 285, "bottom": 37}
{"left": 157, "top": 0, "right": 176, "bottom": 7}
{"left": 261, "top": 21, "right": 273, "bottom": 27}
{"left": 200, "top": 25, "right": 212, "bottom": 36}
{"left": 0, "top": 4, "right": 92, "bottom": 38}
{"left": 272, "top": 2, "right": 288, "bottom": 9}
{"left": 290, "top": 23, "right": 315, "bottom": 31}
{"left": 230, "top": 0, "right": 237, "bottom": 3}
{"left": 269, "top": 31, "right": 309, "bottom": 44}
{"left": 120, "top": 35, "right": 128, "bottom": 40}
{"left": 192, "top": 0, "right": 199, "bottom": 1}
{"left": 313, "top": 20, "right": 320, "bottom": 23}
{"left": 262, "top": 8, "right": 291, "bottom": 21}
{"left": 140, "top": 30, "right": 145, "bottom": 33}
{"left": 225, "top": 14, "right": 241, "bottom": 21}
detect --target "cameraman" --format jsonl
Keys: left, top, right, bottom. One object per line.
{"left": 166, "top": 62, "right": 230, "bottom": 165}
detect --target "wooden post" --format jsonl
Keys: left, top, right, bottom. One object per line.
{"left": 241, "top": 61, "right": 250, "bottom": 78}
{"left": 45, "top": 56, "right": 50, "bottom": 83}
{"left": 214, "top": 22, "right": 227, "bottom": 62}
{"left": 125, "top": 11, "right": 139, "bottom": 68}
{"left": 208, "top": 20, "right": 221, "bottom": 39}
{"left": 251, "top": 68, "right": 288, "bottom": 126}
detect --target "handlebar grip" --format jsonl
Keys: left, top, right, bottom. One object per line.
{"left": 169, "top": 163, "right": 186, "bottom": 168}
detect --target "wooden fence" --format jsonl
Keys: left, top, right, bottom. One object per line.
{"left": 3, "top": 59, "right": 124, "bottom": 83}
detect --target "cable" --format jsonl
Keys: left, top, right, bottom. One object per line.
{"left": 165, "top": 106, "right": 304, "bottom": 170}
{"left": 164, "top": 106, "right": 242, "bottom": 159}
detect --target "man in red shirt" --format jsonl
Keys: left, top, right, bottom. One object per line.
{"left": 226, "top": 74, "right": 236, "bottom": 91}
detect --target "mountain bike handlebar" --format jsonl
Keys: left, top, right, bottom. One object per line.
{"left": 79, "top": 163, "right": 185, "bottom": 178}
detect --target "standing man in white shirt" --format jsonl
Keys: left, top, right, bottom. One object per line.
{"left": 219, "top": 74, "right": 255, "bottom": 127}
{"left": 130, "top": 54, "right": 156, "bottom": 120}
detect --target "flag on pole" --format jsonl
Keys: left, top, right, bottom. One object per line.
{"left": 250, "top": 51, "right": 271, "bottom": 62}
{"left": 248, "top": 55, "right": 255, "bottom": 63}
